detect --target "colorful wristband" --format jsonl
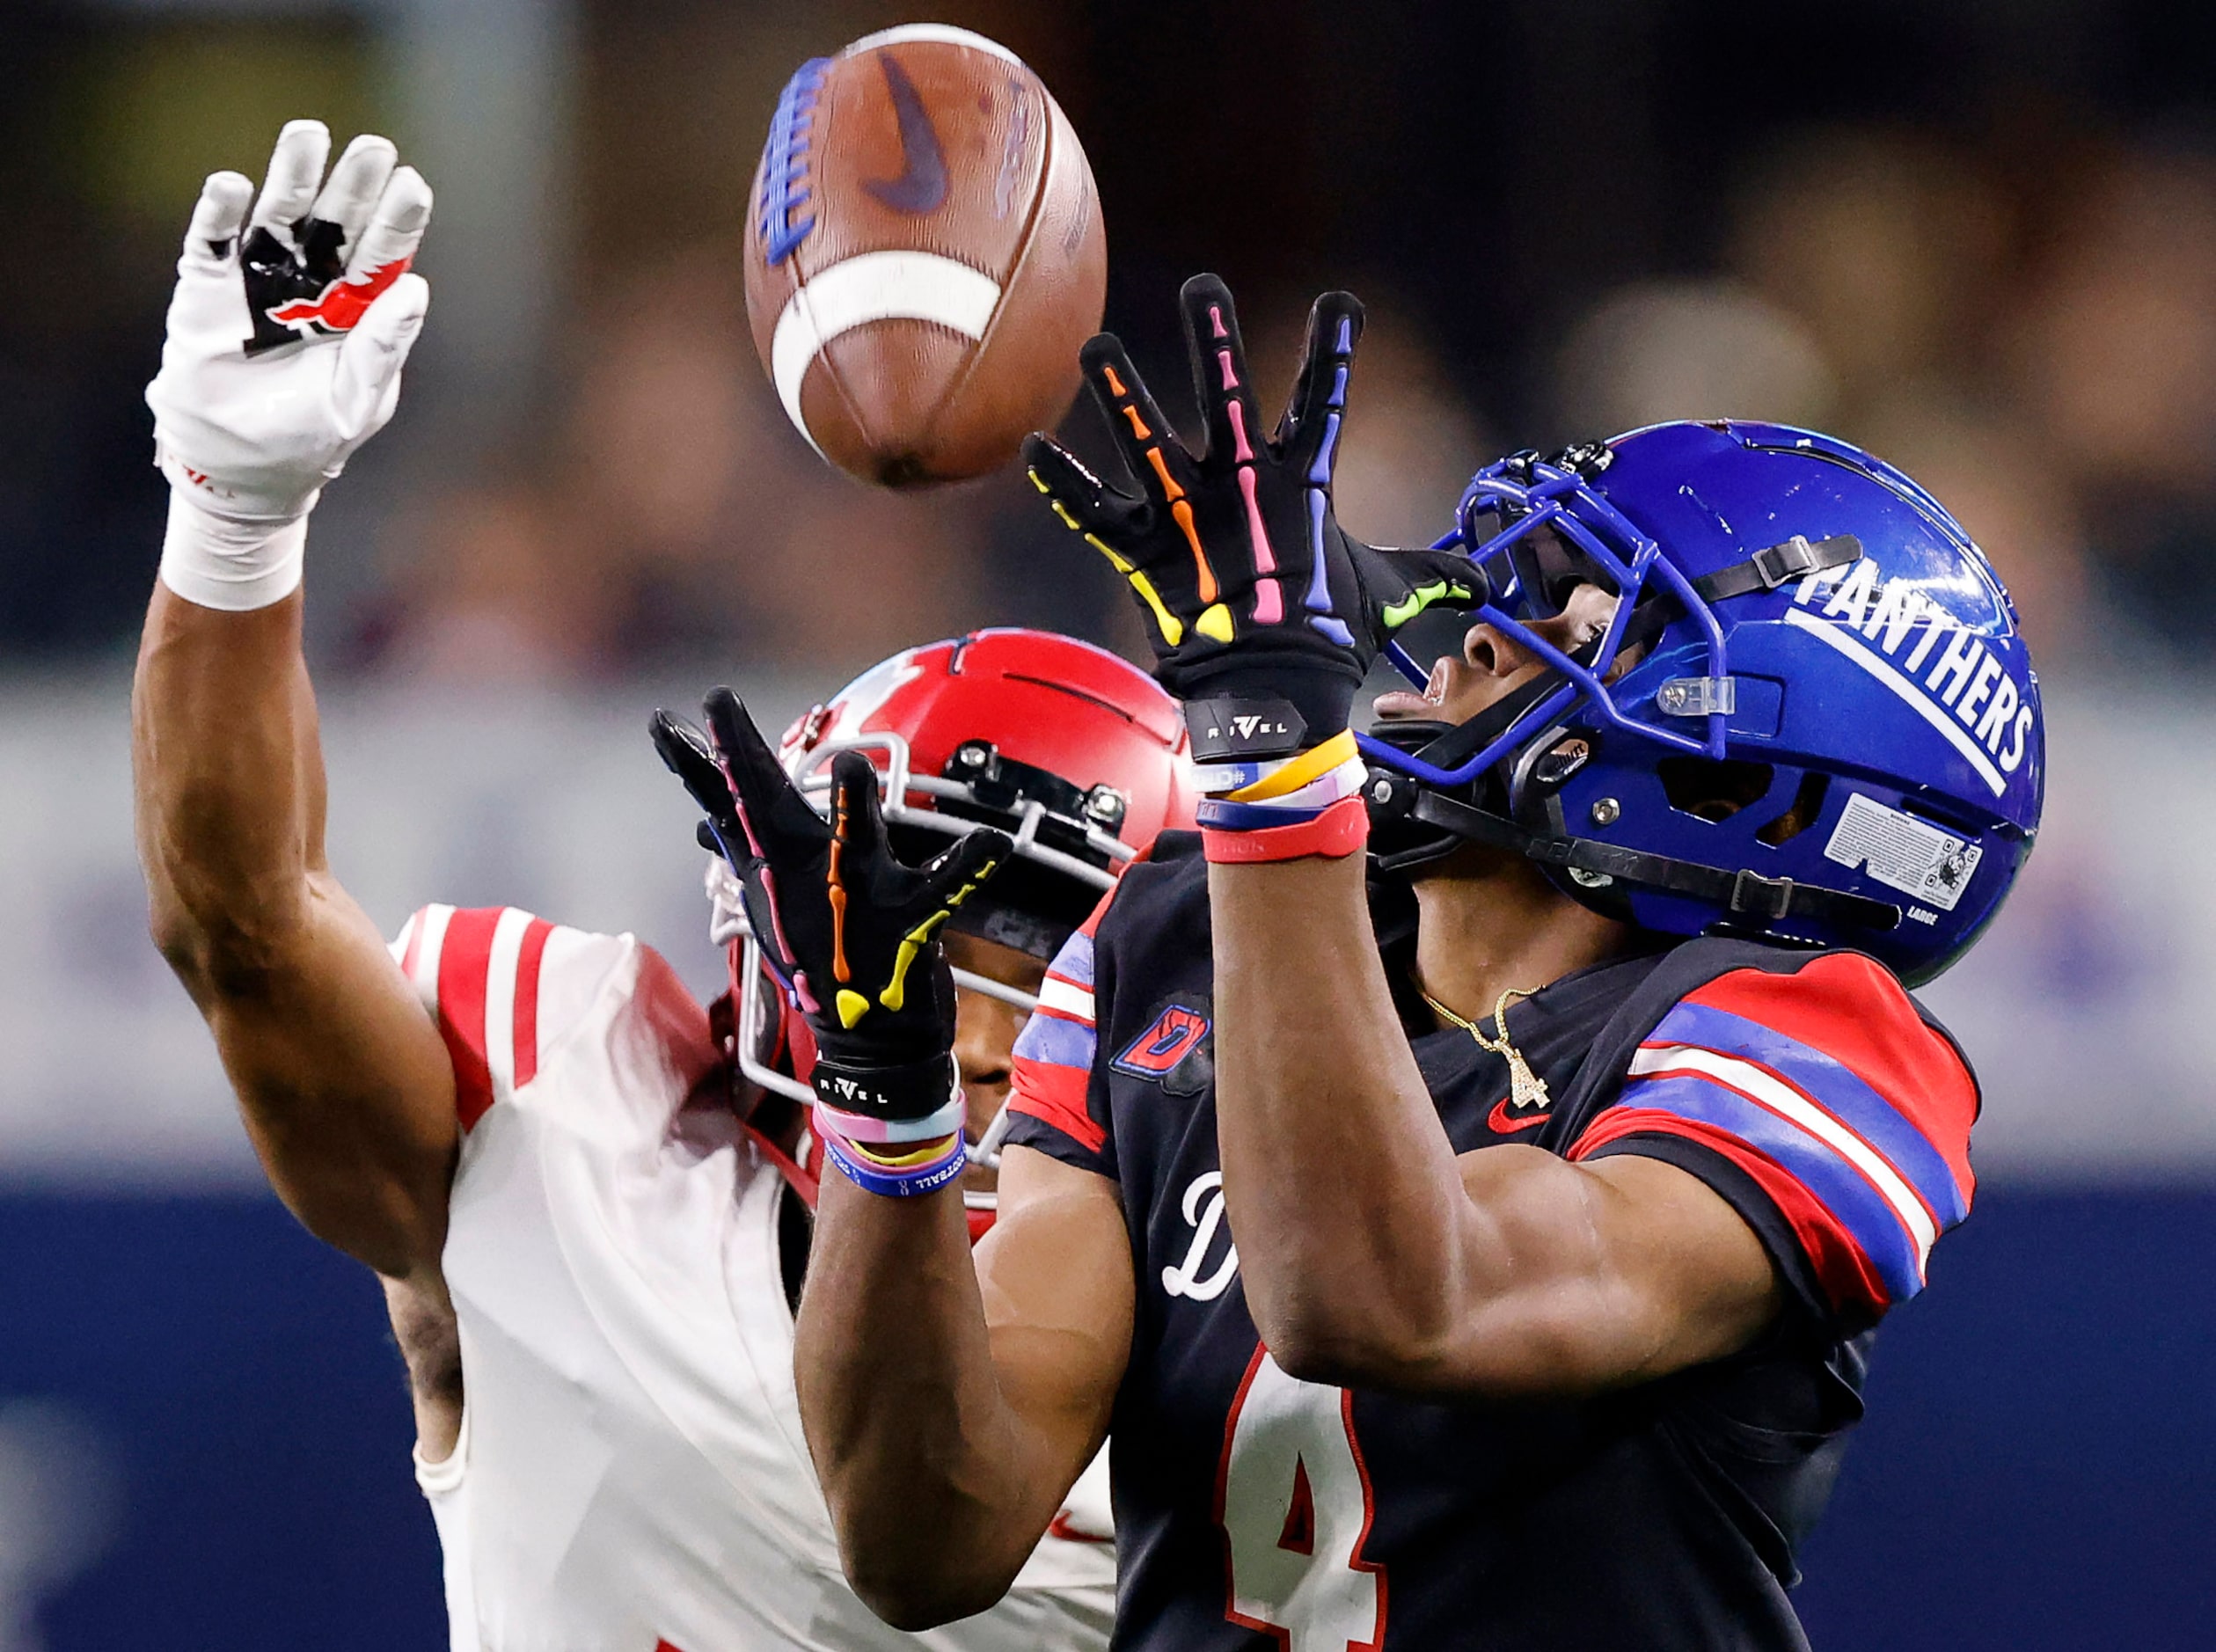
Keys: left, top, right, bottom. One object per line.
{"left": 815, "top": 1109, "right": 969, "bottom": 1197}
{"left": 814, "top": 1091, "right": 967, "bottom": 1145}
{"left": 1202, "top": 794, "right": 1370, "bottom": 863}
{"left": 1237, "top": 757, "right": 1370, "bottom": 813}
{"left": 1191, "top": 757, "right": 1284, "bottom": 793}
{"left": 1224, "top": 730, "right": 1360, "bottom": 801}
{"left": 1193, "top": 730, "right": 1362, "bottom": 801}
{"left": 1196, "top": 795, "right": 1328, "bottom": 830}
{"left": 847, "top": 1134, "right": 961, "bottom": 1168}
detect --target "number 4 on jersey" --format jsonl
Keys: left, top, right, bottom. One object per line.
{"left": 1217, "top": 1348, "right": 1386, "bottom": 1650}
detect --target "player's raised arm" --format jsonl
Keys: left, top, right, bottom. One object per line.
{"left": 655, "top": 696, "right": 1130, "bottom": 1627}
{"left": 132, "top": 121, "right": 452, "bottom": 1282}
{"left": 1028, "top": 275, "right": 1785, "bottom": 1396}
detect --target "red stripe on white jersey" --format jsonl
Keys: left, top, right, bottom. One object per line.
{"left": 512, "top": 917, "right": 553, "bottom": 1091}
{"left": 407, "top": 905, "right": 560, "bottom": 1128}
{"left": 437, "top": 908, "right": 503, "bottom": 1131}
{"left": 480, "top": 908, "right": 535, "bottom": 1103}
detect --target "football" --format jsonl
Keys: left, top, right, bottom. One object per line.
{"left": 742, "top": 25, "right": 1107, "bottom": 488}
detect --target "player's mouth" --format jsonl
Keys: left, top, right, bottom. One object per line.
{"left": 1371, "top": 654, "right": 1458, "bottom": 720}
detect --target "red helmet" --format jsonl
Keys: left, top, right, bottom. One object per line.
{"left": 786, "top": 627, "right": 1194, "bottom": 947}
{"left": 711, "top": 630, "right": 1196, "bottom": 1209}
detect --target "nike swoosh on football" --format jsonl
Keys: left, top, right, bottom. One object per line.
{"left": 864, "top": 55, "right": 949, "bottom": 215}
{"left": 1488, "top": 1097, "right": 1547, "bottom": 1134}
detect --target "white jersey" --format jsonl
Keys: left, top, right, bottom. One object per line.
{"left": 390, "top": 904, "right": 1115, "bottom": 1652}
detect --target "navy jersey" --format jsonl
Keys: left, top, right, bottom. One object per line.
{"left": 1004, "top": 836, "right": 1978, "bottom": 1652}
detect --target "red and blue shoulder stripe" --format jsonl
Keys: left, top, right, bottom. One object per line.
{"left": 1009, "top": 903, "right": 1108, "bottom": 1154}
{"left": 1572, "top": 953, "right": 1978, "bottom": 1317}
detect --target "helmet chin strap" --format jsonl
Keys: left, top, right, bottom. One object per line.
{"left": 1364, "top": 669, "right": 1580, "bottom": 875}
{"left": 1361, "top": 625, "right": 1900, "bottom": 936}
{"left": 1365, "top": 757, "right": 1902, "bottom": 936}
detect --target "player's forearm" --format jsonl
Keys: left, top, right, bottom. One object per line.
{"left": 1209, "top": 855, "right": 1510, "bottom": 1385}
{"left": 1211, "top": 861, "right": 1763, "bottom": 1395}
{"left": 134, "top": 581, "right": 461, "bottom": 1276}
{"left": 794, "top": 1179, "right": 1052, "bottom": 1626}
{"left": 133, "top": 584, "right": 326, "bottom": 994}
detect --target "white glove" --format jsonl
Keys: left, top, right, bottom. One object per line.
{"left": 146, "top": 119, "right": 433, "bottom": 610}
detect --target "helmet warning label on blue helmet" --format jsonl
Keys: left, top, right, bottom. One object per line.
{"left": 1824, "top": 793, "right": 1983, "bottom": 912}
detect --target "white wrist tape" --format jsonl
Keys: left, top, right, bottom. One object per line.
{"left": 158, "top": 490, "right": 310, "bottom": 611}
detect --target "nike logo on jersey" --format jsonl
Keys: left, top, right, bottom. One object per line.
{"left": 1488, "top": 1096, "right": 1547, "bottom": 1134}
{"left": 863, "top": 55, "right": 948, "bottom": 214}
{"left": 1786, "top": 555, "right": 2032, "bottom": 795}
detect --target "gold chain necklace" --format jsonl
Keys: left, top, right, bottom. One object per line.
{"left": 1422, "top": 987, "right": 1553, "bottom": 1112}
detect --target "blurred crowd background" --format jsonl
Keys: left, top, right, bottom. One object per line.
{"left": 6, "top": 0, "right": 2216, "bottom": 1648}
{"left": 15, "top": 0, "right": 2216, "bottom": 682}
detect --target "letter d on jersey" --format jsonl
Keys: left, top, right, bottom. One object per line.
{"left": 1162, "top": 1171, "right": 1240, "bottom": 1301}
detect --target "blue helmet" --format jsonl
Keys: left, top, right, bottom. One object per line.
{"left": 1358, "top": 420, "right": 2044, "bottom": 985}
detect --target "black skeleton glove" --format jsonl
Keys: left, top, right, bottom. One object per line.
{"left": 1023, "top": 274, "right": 1486, "bottom": 758}
{"left": 652, "top": 691, "right": 1010, "bottom": 1124}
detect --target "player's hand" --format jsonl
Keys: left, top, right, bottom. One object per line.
{"left": 146, "top": 119, "right": 433, "bottom": 525}
{"left": 650, "top": 694, "right": 1011, "bottom": 1125}
{"left": 1023, "top": 274, "right": 1485, "bottom": 756}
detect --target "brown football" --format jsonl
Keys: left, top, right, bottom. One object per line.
{"left": 742, "top": 25, "right": 1107, "bottom": 488}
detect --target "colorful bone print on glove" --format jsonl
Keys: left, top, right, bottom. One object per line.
{"left": 1022, "top": 274, "right": 1487, "bottom": 766}
{"left": 651, "top": 693, "right": 1010, "bottom": 1155}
